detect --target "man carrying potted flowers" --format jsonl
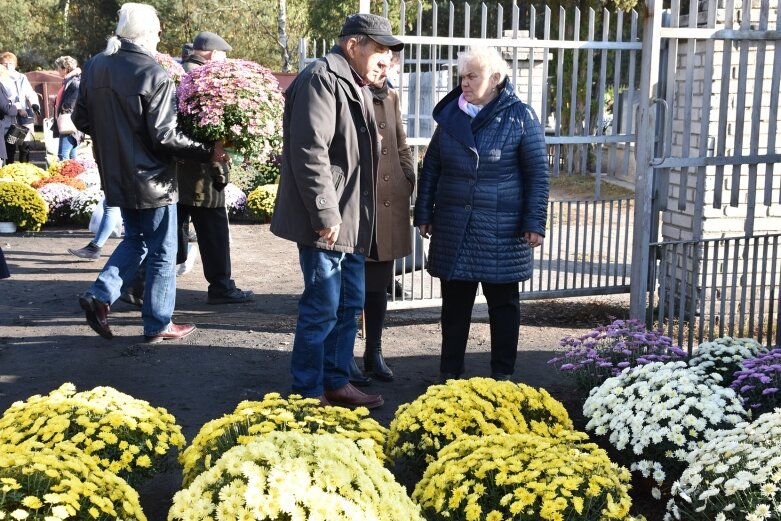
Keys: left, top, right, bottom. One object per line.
{"left": 73, "top": 3, "right": 228, "bottom": 343}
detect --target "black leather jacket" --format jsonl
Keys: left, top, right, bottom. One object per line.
{"left": 73, "top": 40, "right": 213, "bottom": 209}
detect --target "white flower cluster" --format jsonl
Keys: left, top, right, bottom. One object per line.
{"left": 69, "top": 185, "right": 104, "bottom": 221}
{"left": 689, "top": 337, "right": 767, "bottom": 382}
{"left": 665, "top": 408, "right": 781, "bottom": 520}
{"left": 75, "top": 168, "right": 101, "bottom": 188}
{"left": 584, "top": 361, "right": 748, "bottom": 494}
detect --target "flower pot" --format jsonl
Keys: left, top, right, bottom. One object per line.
{"left": 0, "top": 221, "right": 17, "bottom": 234}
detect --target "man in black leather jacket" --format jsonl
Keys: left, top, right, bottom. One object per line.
{"left": 72, "top": 3, "right": 227, "bottom": 344}
{"left": 175, "top": 31, "right": 254, "bottom": 305}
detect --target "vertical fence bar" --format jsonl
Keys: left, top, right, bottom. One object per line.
{"left": 582, "top": 9, "right": 596, "bottom": 175}
{"left": 698, "top": 241, "right": 710, "bottom": 346}
{"left": 713, "top": 1, "right": 736, "bottom": 207}
{"left": 589, "top": 200, "right": 597, "bottom": 287}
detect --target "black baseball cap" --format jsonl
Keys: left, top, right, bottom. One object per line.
{"left": 192, "top": 31, "right": 232, "bottom": 52}
{"left": 339, "top": 14, "right": 404, "bottom": 52}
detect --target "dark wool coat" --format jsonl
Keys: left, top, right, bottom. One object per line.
{"left": 370, "top": 84, "right": 415, "bottom": 262}
{"left": 270, "top": 45, "right": 379, "bottom": 255}
{"left": 413, "top": 80, "right": 549, "bottom": 283}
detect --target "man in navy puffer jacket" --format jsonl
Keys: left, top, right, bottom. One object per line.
{"left": 414, "top": 46, "right": 549, "bottom": 383}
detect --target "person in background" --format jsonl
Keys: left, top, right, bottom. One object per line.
{"left": 175, "top": 31, "right": 254, "bottom": 305}
{"left": 73, "top": 2, "right": 227, "bottom": 343}
{"left": 271, "top": 13, "right": 404, "bottom": 408}
{"left": 0, "top": 52, "right": 39, "bottom": 164}
{"left": 66, "top": 199, "right": 122, "bottom": 261}
{"left": 348, "top": 51, "right": 415, "bottom": 386}
{"left": 180, "top": 42, "right": 193, "bottom": 63}
{"left": 53, "top": 55, "right": 83, "bottom": 160}
{"left": 0, "top": 64, "right": 18, "bottom": 166}
{"left": 413, "top": 46, "right": 549, "bottom": 383}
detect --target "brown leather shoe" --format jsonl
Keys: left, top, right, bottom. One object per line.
{"left": 324, "top": 383, "right": 383, "bottom": 409}
{"left": 79, "top": 294, "right": 112, "bottom": 339}
{"left": 144, "top": 323, "right": 196, "bottom": 344}
{"left": 316, "top": 395, "right": 331, "bottom": 407}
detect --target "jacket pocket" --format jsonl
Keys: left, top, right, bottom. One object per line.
{"left": 331, "top": 165, "right": 345, "bottom": 193}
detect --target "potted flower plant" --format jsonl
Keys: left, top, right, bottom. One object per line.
{"left": 386, "top": 378, "right": 574, "bottom": 488}
{"left": 731, "top": 347, "right": 781, "bottom": 414}
{"left": 179, "top": 392, "right": 387, "bottom": 487}
{"left": 666, "top": 409, "right": 781, "bottom": 520}
{"left": 36, "top": 183, "right": 81, "bottom": 223}
{"left": 583, "top": 361, "right": 748, "bottom": 500}
{"left": 688, "top": 336, "right": 766, "bottom": 386}
{"left": 170, "top": 431, "right": 425, "bottom": 521}
{"left": 0, "top": 180, "right": 49, "bottom": 232}
{"left": 0, "top": 383, "right": 185, "bottom": 487}
{"left": 414, "top": 431, "right": 637, "bottom": 521}
{"left": 246, "top": 183, "right": 278, "bottom": 222}
{"left": 176, "top": 59, "right": 284, "bottom": 163}
{"left": 549, "top": 318, "right": 687, "bottom": 394}
{"left": 0, "top": 440, "right": 146, "bottom": 521}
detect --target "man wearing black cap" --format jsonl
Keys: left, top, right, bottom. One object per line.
{"left": 175, "top": 31, "right": 255, "bottom": 305}
{"left": 271, "top": 13, "right": 404, "bottom": 409}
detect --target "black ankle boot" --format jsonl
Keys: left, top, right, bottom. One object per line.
{"left": 348, "top": 357, "right": 372, "bottom": 386}
{"left": 364, "top": 343, "right": 393, "bottom": 381}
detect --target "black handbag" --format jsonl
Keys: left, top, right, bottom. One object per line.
{"left": 5, "top": 124, "right": 29, "bottom": 145}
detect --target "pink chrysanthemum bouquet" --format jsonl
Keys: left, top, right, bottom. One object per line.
{"left": 176, "top": 59, "right": 284, "bottom": 162}
{"left": 154, "top": 52, "right": 185, "bottom": 84}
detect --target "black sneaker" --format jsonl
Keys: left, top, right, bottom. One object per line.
{"left": 68, "top": 242, "right": 101, "bottom": 260}
{"left": 207, "top": 288, "right": 255, "bottom": 305}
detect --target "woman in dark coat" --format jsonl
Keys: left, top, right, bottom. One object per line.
{"left": 413, "top": 46, "right": 549, "bottom": 382}
{"left": 53, "top": 55, "right": 82, "bottom": 160}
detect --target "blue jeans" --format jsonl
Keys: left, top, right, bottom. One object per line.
{"left": 93, "top": 200, "right": 121, "bottom": 248}
{"left": 57, "top": 136, "right": 77, "bottom": 160}
{"left": 86, "top": 205, "right": 178, "bottom": 336}
{"left": 291, "top": 245, "right": 365, "bottom": 397}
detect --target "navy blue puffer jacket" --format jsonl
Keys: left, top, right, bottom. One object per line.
{"left": 413, "top": 80, "right": 549, "bottom": 283}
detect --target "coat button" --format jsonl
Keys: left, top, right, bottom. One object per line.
{"left": 360, "top": 127, "right": 367, "bottom": 133}
{"left": 363, "top": 190, "right": 368, "bottom": 196}
{"left": 383, "top": 174, "right": 390, "bottom": 181}
{"left": 379, "top": 122, "right": 387, "bottom": 129}
{"left": 384, "top": 200, "right": 391, "bottom": 207}
{"left": 359, "top": 247, "right": 365, "bottom": 253}
{"left": 465, "top": 204, "right": 472, "bottom": 210}
{"left": 381, "top": 148, "right": 388, "bottom": 155}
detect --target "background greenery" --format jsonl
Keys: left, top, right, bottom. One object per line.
{"left": 3, "top": 0, "right": 639, "bottom": 73}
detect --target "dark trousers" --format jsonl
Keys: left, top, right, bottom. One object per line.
{"left": 439, "top": 279, "right": 521, "bottom": 376}
{"left": 177, "top": 204, "right": 234, "bottom": 296}
{"left": 5, "top": 140, "right": 30, "bottom": 164}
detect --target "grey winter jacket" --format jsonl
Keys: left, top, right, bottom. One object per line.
{"left": 413, "top": 80, "right": 549, "bottom": 283}
{"left": 270, "top": 45, "right": 378, "bottom": 255}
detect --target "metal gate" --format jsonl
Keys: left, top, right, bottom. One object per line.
{"left": 632, "top": 0, "right": 781, "bottom": 350}
{"left": 299, "top": 3, "right": 642, "bottom": 308}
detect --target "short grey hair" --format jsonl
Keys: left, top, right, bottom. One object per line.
{"left": 54, "top": 56, "right": 78, "bottom": 72}
{"left": 338, "top": 34, "right": 370, "bottom": 48}
{"left": 104, "top": 3, "right": 160, "bottom": 55}
{"left": 457, "top": 46, "right": 508, "bottom": 82}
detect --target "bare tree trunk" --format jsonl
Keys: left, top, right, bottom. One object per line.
{"left": 278, "top": 0, "right": 291, "bottom": 72}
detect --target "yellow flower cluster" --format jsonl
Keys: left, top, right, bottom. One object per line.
{"left": 0, "top": 383, "right": 185, "bottom": 487}
{"left": 169, "top": 431, "right": 425, "bottom": 521}
{"left": 46, "top": 161, "right": 64, "bottom": 177}
{"left": 0, "top": 181, "right": 48, "bottom": 231}
{"left": 0, "top": 163, "right": 47, "bottom": 185}
{"left": 386, "top": 378, "right": 574, "bottom": 482}
{"left": 246, "top": 183, "right": 278, "bottom": 222}
{"left": 180, "top": 392, "right": 387, "bottom": 486}
{"left": 413, "top": 432, "right": 633, "bottom": 521}
{"left": 0, "top": 440, "right": 145, "bottom": 521}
